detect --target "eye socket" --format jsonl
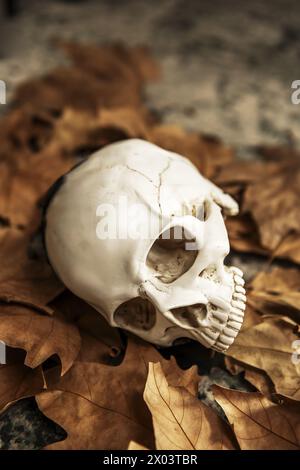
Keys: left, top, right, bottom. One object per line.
{"left": 114, "top": 297, "right": 156, "bottom": 331}
{"left": 146, "top": 226, "right": 198, "bottom": 284}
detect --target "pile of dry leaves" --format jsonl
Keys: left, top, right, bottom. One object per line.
{"left": 0, "top": 42, "right": 300, "bottom": 450}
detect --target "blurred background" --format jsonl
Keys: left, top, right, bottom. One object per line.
{"left": 0, "top": 0, "right": 300, "bottom": 150}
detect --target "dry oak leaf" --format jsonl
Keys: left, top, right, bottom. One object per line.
{"left": 0, "top": 364, "right": 45, "bottom": 413}
{"left": 36, "top": 336, "right": 181, "bottom": 450}
{"left": 213, "top": 386, "right": 300, "bottom": 450}
{"left": 226, "top": 317, "right": 300, "bottom": 400}
{"left": 0, "top": 303, "right": 81, "bottom": 375}
{"left": 0, "top": 227, "right": 63, "bottom": 308}
{"left": 144, "top": 362, "right": 236, "bottom": 450}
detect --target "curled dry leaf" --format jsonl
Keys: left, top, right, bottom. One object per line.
{"left": 244, "top": 368, "right": 276, "bottom": 398}
{"left": 213, "top": 386, "right": 300, "bottom": 450}
{"left": 226, "top": 317, "right": 300, "bottom": 400}
{"left": 0, "top": 364, "right": 45, "bottom": 413}
{"left": 0, "top": 304, "right": 81, "bottom": 375}
{"left": 225, "top": 357, "right": 276, "bottom": 399}
{"left": 144, "top": 362, "right": 236, "bottom": 450}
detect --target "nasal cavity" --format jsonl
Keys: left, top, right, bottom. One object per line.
{"left": 146, "top": 226, "right": 198, "bottom": 284}
{"left": 170, "top": 304, "right": 207, "bottom": 328}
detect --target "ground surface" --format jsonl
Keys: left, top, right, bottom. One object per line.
{"left": 0, "top": 0, "right": 299, "bottom": 449}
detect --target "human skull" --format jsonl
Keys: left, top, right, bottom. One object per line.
{"left": 45, "top": 139, "right": 246, "bottom": 352}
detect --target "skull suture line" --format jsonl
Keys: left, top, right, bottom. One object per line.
{"left": 45, "top": 139, "right": 246, "bottom": 352}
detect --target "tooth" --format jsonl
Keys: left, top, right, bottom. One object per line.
{"left": 200, "top": 331, "right": 215, "bottom": 346}
{"left": 219, "top": 334, "right": 235, "bottom": 346}
{"left": 232, "top": 300, "right": 246, "bottom": 311}
{"left": 234, "top": 275, "right": 245, "bottom": 286}
{"left": 203, "top": 328, "right": 219, "bottom": 340}
{"left": 230, "top": 307, "right": 244, "bottom": 317}
{"left": 210, "top": 319, "right": 224, "bottom": 331}
{"left": 214, "top": 344, "right": 226, "bottom": 353}
{"left": 212, "top": 298, "right": 230, "bottom": 311}
{"left": 229, "top": 313, "right": 243, "bottom": 324}
{"left": 235, "top": 285, "right": 246, "bottom": 294}
{"left": 231, "top": 267, "right": 244, "bottom": 277}
{"left": 233, "top": 293, "right": 247, "bottom": 302}
{"left": 223, "top": 327, "right": 238, "bottom": 338}
{"left": 227, "top": 320, "right": 242, "bottom": 330}
{"left": 212, "top": 310, "right": 228, "bottom": 322}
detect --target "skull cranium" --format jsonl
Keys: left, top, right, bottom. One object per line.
{"left": 45, "top": 139, "right": 246, "bottom": 352}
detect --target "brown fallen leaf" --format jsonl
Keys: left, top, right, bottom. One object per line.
{"left": 216, "top": 154, "right": 300, "bottom": 254}
{"left": 0, "top": 227, "right": 63, "bottom": 307}
{"left": 226, "top": 317, "right": 300, "bottom": 400}
{"left": 0, "top": 364, "right": 45, "bottom": 413}
{"left": 226, "top": 214, "right": 300, "bottom": 265}
{"left": 36, "top": 336, "right": 182, "bottom": 450}
{"left": 144, "top": 362, "right": 236, "bottom": 450}
{"left": 50, "top": 290, "right": 123, "bottom": 364}
{"left": 165, "top": 359, "right": 199, "bottom": 397}
{"left": 15, "top": 42, "right": 158, "bottom": 114}
{"left": 244, "top": 368, "right": 276, "bottom": 398}
{"left": 275, "top": 233, "right": 300, "bottom": 264}
{"left": 248, "top": 267, "right": 300, "bottom": 323}
{"left": 213, "top": 386, "right": 300, "bottom": 450}
{"left": 225, "top": 215, "right": 268, "bottom": 257}
{"left": 224, "top": 357, "right": 276, "bottom": 398}
{"left": 0, "top": 303, "right": 81, "bottom": 375}
{"left": 243, "top": 161, "right": 300, "bottom": 251}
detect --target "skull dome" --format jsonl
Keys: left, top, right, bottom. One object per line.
{"left": 45, "top": 139, "right": 246, "bottom": 352}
